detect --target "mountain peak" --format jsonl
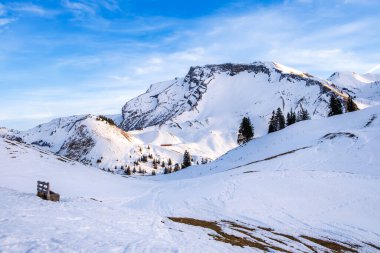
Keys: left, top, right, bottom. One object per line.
{"left": 120, "top": 61, "right": 343, "bottom": 132}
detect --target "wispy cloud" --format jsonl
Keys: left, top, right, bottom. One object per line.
{"left": 0, "top": 18, "right": 15, "bottom": 26}
{"left": 1, "top": 0, "right": 379, "bottom": 130}
{"left": 8, "top": 3, "right": 57, "bottom": 17}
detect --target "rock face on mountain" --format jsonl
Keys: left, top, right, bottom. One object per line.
{"left": 121, "top": 62, "right": 345, "bottom": 132}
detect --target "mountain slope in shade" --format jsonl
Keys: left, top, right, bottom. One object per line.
{"left": 328, "top": 71, "right": 380, "bottom": 108}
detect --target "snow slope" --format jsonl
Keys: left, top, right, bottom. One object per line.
{"left": 6, "top": 114, "right": 184, "bottom": 174}
{"left": 1, "top": 106, "right": 380, "bottom": 252}
{"left": 328, "top": 71, "right": 380, "bottom": 108}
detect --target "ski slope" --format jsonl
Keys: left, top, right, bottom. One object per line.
{"left": 1, "top": 106, "right": 380, "bottom": 252}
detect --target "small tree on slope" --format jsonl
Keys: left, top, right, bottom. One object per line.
{"left": 182, "top": 150, "right": 191, "bottom": 168}
{"left": 297, "top": 108, "right": 310, "bottom": 121}
{"left": 276, "top": 108, "right": 286, "bottom": 130}
{"left": 237, "top": 116, "right": 254, "bottom": 144}
{"left": 328, "top": 95, "right": 343, "bottom": 116}
{"left": 286, "top": 108, "right": 297, "bottom": 126}
{"left": 268, "top": 110, "right": 277, "bottom": 133}
{"left": 346, "top": 96, "right": 359, "bottom": 112}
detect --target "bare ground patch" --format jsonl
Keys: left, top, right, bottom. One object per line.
{"left": 168, "top": 217, "right": 377, "bottom": 252}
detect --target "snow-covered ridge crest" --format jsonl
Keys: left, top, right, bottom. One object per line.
{"left": 121, "top": 61, "right": 345, "bottom": 131}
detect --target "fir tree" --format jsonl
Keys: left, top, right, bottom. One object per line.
{"left": 152, "top": 170, "right": 156, "bottom": 176}
{"left": 276, "top": 108, "right": 286, "bottom": 130}
{"left": 126, "top": 167, "right": 131, "bottom": 175}
{"left": 286, "top": 108, "right": 297, "bottom": 126}
{"left": 237, "top": 116, "right": 254, "bottom": 144}
{"left": 268, "top": 110, "right": 277, "bottom": 133}
{"left": 297, "top": 108, "right": 310, "bottom": 121}
{"left": 182, "top": 150, "right": 191, "bottom": 168}
{"left": 346, "top": 96, "right": 358, "bottom": 112}
{"left": 132, "top": 167, "right": 136, "bottom": 174}
{"left": 168, "top": 158, "right": 172, "bottom": 166}
{"left": 328, "top": 95, "right": 343, "bottom": 116}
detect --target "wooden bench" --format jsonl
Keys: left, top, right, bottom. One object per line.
{"left": 37, "top": 181, "right": 60, "bottom": 202}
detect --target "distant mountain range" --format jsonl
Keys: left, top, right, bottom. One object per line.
{"left": 3, "top": 61, "right": 380, "bottom": 174}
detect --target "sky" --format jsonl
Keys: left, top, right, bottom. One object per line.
{"left": 0, "top": 0, "right": 379, "bottom": 130}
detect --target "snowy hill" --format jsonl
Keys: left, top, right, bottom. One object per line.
{"left": 328, "top": 71, "right": 380, "bottom": 108}
{"left": 6, "top": 114, "right": 184, "bottom": 174}
{"left": 1, "top": 105, "right": 380, "bottom": 252}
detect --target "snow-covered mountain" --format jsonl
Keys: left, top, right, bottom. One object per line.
{"left": 121, "top": 62, "right": 345, "bottom": 131}
{"left": 1, "top": 105, "right": 379, "bottom": 252}
{"left": 118, "top": 62, "right": 351, "bottom": 161}
{"left": 6, "top": 62, "right": 358, "bottom": 172}
{"left": 10, "top": 61, "right": 372, "bottom": 175}
{"left": 6, "top": 114, "right": 184, "bottom": 174}
{"left": 328, "top": 71, "right": 380, "bottom": 108}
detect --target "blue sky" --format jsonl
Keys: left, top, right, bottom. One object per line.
{"left": 0, "top": 0, "right": 379, "bottom": 130}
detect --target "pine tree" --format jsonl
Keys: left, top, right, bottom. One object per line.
{"left": 168, "top": 158, "right": 172, "bottom": 166}
{"left": 182, "top": 150, "right": 191, "bottom": 168}
{"left": 276, "top": 108, "right": 285, "bottom": 130}
{"left": 237, "top": 116, "right": 254, "bottom": 144}
{"left": 132, "top": 167, "right": 136, "bottom": 174}
{"left": 286, "top": 112, "right": 291, "bottom": 126}
{"left": 126, "top": 167, "right": 131, "bottom": 175}
{"left": 161, "top": 161, "right": 165, "bottom": 167}
{"left": 346, "top": 96, "right": 358, "bottom": 112}
{"left": 297, "top": 108, "right": 310, "bottom": 121}
{"left": 152, "top": 170, "right": 156, "bottom": 176}
{"left": 328, "top": 95, "right": 343, "bottom": 116}
{"left": 286, "top": 108, "right": 297, "bottom": 126}
{"left": 268, "top": 110, "right": 277, "bottom": 133}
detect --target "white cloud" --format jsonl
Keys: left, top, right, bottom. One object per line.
{"left": 0, "top": 18, "right": 15, "bottom": 26}
{"left": 9, "top": 3, "right": 56, "bottom": 17}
